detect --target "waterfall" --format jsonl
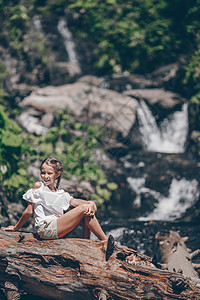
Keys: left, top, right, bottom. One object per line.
{"left": 127, "top": 177, "right": 199, "bottom": 221}
{"left": 57, "top": 18, "right": 81, "bottom": 75}
{"left": 33, "top": 18, "right": 42, "bottom": 31}
{"left": 137, "top": 100, "right": 188, "bottom": 153}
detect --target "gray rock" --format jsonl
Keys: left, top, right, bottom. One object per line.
{"left": 77, "top": 75, "right": 105, "bottom": 87}
{"left": 104, "top": 63, "right": 180, "bottom": 91}
{"left": 27, "top": 165, "right": 40, "bottom": 179}
{"left": 107, "top": 74, "right": 156, "bottom": 91}
{"left": 41, "top": 112, "right": 54, "bottom": 128}
{"left": 17, "top": 111, "right": 48, "bottom": 135}
{"left": 21, "top": 81, "right": 138, "bottom": 138}
{"left": 123, "top": 88, "right": 185, "bottom": 109}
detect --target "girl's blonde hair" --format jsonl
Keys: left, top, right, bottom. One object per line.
{"left": 40, "top": 157, "right": 64, "bottom": 189}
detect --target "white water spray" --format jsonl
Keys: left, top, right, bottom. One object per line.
{"left": 33, "top": 18, "right": 42, "bottom": 31}
{"left": 137, "top": 100, "right": 188, "bottom": 153}
{"left": 127, "top": 177, "right": 199, "bottom": 221}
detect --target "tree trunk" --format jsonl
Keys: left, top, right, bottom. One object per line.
{"left": 155, "top": 230, "right": 199, "bottom": 278}
{"left": 0, "top": 229, "right": 200, "bottom": 300}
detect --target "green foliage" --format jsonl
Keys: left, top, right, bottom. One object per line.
{"left": 0, "top": 0, "right": 50, "bottom": 83}
{"left": 1, "top": 0, "right": 200, "bottom": 79}
{"left": 181, "top": 36, "right": 200, "bottom": 157}
{"left": 191, "top": 93, "right": 200, "bottom": 105}
{"left": 0, "top": 63, "right": 8, "bottom": 104}
{"left": 1, "top": 0, "right": 200, "bottom": 76}
{"left": 106, "top": 182, "right": 118, "bottom": 190}
{"left": 39, "top": 0, "right": 199, "bottom": 74}
{"left": 0, "top": 105, "right": 36, "bottom": 200}
{"left": 189, "top": 93, "right": 200, "bottom": 136}
{"left": 183, "top": 46, "right": 200, "bottom": 91}
{"left": 1, "top": 4, "right": 28, "bottom": 46}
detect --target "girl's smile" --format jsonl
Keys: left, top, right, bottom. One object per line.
{"left": 40, "top": 163, "right": 60, "bottom": 191}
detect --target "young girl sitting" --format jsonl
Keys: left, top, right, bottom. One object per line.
{"left": 3, "top": 157, "right": 108, "bottom": 241}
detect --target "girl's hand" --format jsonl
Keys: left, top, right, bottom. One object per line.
{"left": 83, "top": 201, "right": 97, "bottom": 216}
{"left": 3, "top": 225, "right": 17, "bottom": 231}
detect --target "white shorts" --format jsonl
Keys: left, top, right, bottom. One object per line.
{"left": 36, "top": 218, "right": 58, "bottom": 240}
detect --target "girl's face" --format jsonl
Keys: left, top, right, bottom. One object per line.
{"left": 40, "top": 163, "right": 60, "bottom": 188}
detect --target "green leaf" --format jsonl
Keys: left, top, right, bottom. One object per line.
{"left": 18, "top": 168, "right": 27, "bottom": 176}
{"left": 91, "top": 194, "right": 105, "bottom": 207}
{"left": 96, "top": 186, "right": 111, "bottom": 200}
{"left": 107, "top": 182, "right": 118, "bottom": 190}
{"left": 2, "top": 131, "right": 22, "bottom": 147}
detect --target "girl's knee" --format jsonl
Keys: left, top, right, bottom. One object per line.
{"left": 76, "top": 204, "right": 88, "bottom": 214}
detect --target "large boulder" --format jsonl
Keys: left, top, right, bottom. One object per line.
{"left": 123, "top": 88, "right": 185, "bottom": 109}
{"left": 20, "top": 81, "right": 138, "bottom": 138}
{"left": 102, "top": 63, "right": 180, "bottom": 92}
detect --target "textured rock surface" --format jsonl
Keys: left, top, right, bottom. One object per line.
{"left": 123, "top": 88, "right": 185, "bottom": 109}
{"left": 21, "top": 81, "right": 138, "bottom": 138}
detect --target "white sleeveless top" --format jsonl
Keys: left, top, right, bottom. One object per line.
{"left": 23, "top": 182, "right": 73, "bottom": 227}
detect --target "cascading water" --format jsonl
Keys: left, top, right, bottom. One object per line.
{"left": 33, "top": 17, "right": 81, "bottom": 76}
{"left": 127, "top": 177, "right": 199, "bottom": 221}
{"left": 57, "top": 18, "right": 81, "bottom": 75}
{"left": 116, "top": 99, "right": 199, "bottom": 223}
{"left": 137, "top": 100, "right": 188, "bottom": 153}
{"left": 33, "top": 18, "right": 42, "bottom": 31}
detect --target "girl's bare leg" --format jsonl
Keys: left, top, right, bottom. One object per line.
{"left": 57, "top": 204, "right": 107, "bottom": 240}
{"left": 84, "top": 215, "right": 107, "bottom": 240}
{"left": 83, "top": 218, "right": 91, "bottom": 239}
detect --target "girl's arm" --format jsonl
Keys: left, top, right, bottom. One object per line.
{"left": 3, "top": 202, "right": 34, "bottom": 231}
{"left": 70, "top": 198, "right": 97, "bottom": 216}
